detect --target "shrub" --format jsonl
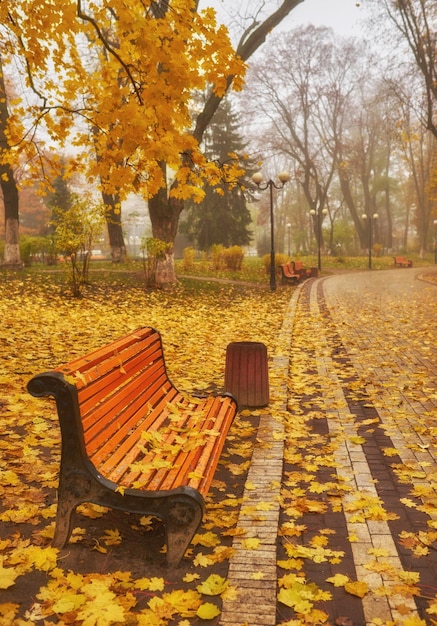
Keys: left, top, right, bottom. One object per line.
{"left": 222, "top": 246, "right": 244, "bottom": 271}
{"left": 141, "top": 237, "right": 172, "bottom": 288}
{"left": 263, "top": 252, "right": 289, "bottom": 274}
{"left": 210, "top": 244, "right": 225, "bottom": 270}
{"left": 182, "top": 247, "right": 196, "bottom": 271}
{"left": 373, "top": 243, "right": 383, "bottom": 257}
{"left": 19, "top": 236, "right": 47, "bottom": 266}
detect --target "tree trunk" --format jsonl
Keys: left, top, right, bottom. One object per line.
{"left": 0, "top": 168, "right": 21, "bottom": 266}
{"left": 338, "top": 169, "right": 367, "bottom": 249}
{"left": 3, "top": 213, "right": 21, "bottom": 266}
{"left": 148, "top": 179, "right": 184, "bottom": 285}
{"left": 0, "top": 58, "right": 22, "bottom": 267}
{"left": 101, "top": 191, "right": 127, "bottom": 262}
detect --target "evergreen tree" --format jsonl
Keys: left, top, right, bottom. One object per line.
{"left": 181, "top": 98, "right": 254, "bottom": 250}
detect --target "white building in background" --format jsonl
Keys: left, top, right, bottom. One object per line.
{"left": 121, "top": 194, "right": 152, "bottom": 258}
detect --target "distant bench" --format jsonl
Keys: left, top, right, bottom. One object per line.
{"left": 393, "top": 256, "right": 413, "bottom": 268}
{"left": 280, "top": 261, "right": 316, "bottom": 285}
{"left": 280, "top": 261, "right": 300, "bottom": 285}
{"left": 27, "top": 327, "right": 238, "bottom": 567}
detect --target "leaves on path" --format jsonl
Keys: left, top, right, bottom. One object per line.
{"left": 0, "top": 275, "right": 287, "bottom": 624}
{"left": 1, "top": 272, "right": 436, "bottom": 624}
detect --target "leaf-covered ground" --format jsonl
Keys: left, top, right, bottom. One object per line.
{"left": 0, "top": 272, "right": 290, "bottom": 625}
{"left": 1, "top": 269, "right": 436, "bottom": 626}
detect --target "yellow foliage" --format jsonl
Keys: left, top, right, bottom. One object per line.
{"left": 196, "top": 602, "right": 221, "bottom": 619}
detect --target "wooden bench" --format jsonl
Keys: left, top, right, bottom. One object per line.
{"left": 280, "top": 261, "right": 300, "bottom": 285}
{"left": 27, "top": 327, "right": 238, "bottom": 568}
{"left": 292, "top": 260, "right": 312, "bottom": 279}
{"left": 393, "top": 256, "right": 412, "bottom": 268}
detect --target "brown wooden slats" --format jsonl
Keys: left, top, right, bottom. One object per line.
{"left": 82, "top": 368, "right": 172, "bottom": 458}
{"left": 111, "top": 393, "right": 199, "bottom": 488}
{"left": 86, "top": 383, "right": 179, "bottom": 469}
{"left": 51, "top": 326, "right": 237, "bottom": 503}
{"left": 80, "top": 358, "right": 168, "bottom": 431}
{"left": 189, "top": 398, "right": 236, "bottom": 494}
{"left": 147, "top": 395, "right": 223, "bottom": 492}
{"left": 158, "top": 397, "right": 235, "bottom": 494}
{"left": 56, "top": 328, "right": 156, "bottom": 380}
{"left": 73, "top": 336, "right": 164, "bottom": 404}
{"left": 112, "top": 396, "right": 237, "bottom": 497}
{"left": 91, "top": 389, "right": 183, "bottom": 479}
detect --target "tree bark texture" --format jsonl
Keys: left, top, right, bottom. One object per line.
{"left": 0, "top": 59, "right": 21, "bottom": 266}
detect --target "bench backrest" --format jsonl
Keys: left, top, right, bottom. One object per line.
{"left": 28, "top": 328, "right": 238, "bottom": 496}
{"left": 293, "top": 261, "right": 304, "bottom": 271}
{"left": 28, "top": 328, "right": 175, "bottom": 465}
{"left": 62, "top": 328, "right": 177, "bottom": 455}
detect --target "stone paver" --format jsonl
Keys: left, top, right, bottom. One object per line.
{"left": 221, "top": 268, "right": 437, "bottom": 625}
{"left": 220, "top": 287, "right": 302, "bottom": 626}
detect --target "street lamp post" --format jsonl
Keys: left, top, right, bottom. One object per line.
{"left": 362, "top": 212, "right": 379, "bottom": 269}
{"left": 253, "top": 171, "right": 290, "bottom": 291}
{"left": 309, "top": 208, "right": 328, "bottom": 271}
{"left": 286, "top": 222, "right": 291, "bottom": 257}
{"left": 433, "top": 219, "right": 437, "bottom": 264}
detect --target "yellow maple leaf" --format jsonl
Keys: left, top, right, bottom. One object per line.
{"left": 162, "top": 589, "right": 202, "bottom": 617}
{"left": 102, "top": 528, "right": 122, "bottom": 546}
{"left": 191, "top": 531, "right": 219, "bottom": 547}
{"left": 135, "top": 577, "right": 165, "bottom": 591}
{"left": 196, "top": 602, "right": 220, "bottom": 619}
{"left": 52, "top": 591, "right": 86, "bottom": 614}
{"left": 367, "top": 547, "right": 390, "bottom": 557}
{"left": 183, "top": 573, "right": 200, "bottom": 583}
{"left": 193, "top": 553, "right": 214, "bottom": 567}
{"left": 197, "top": 574, "right": 228, "bottom": 596}
{"left": 349, "top": 435, "right": 366, "bottom": 445}
{"left": 0, "top": 560, "right": 19, "bottom": 589}
{"left": 326, "top": 573, "right": 349, "bottom": 587}
{"left": 240, "top": 537, "right": 261, "bottom": 550}
{"left": 382, "top": 447, "right": 399, "bottom": 457}
{"left": 344, "top": 580, "right": 369, "bottom": 598}
{"left": 77, "top": 593, "right": 125, "bottom": 625}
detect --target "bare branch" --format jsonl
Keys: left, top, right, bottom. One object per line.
{"left": 193, "top": 0, "right": 303, "bottom": 143}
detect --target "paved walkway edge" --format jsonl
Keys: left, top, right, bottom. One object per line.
{"left": 219, "top": 285, "right": 304, "bottom": 626}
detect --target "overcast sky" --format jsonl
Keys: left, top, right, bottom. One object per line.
{"left": 285, "top": 0, "right": 366, "bottom": 35}
{"left": 200, "top": 0, "right": 369, "bottom": 38}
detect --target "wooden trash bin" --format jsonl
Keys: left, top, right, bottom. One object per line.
{"left": 224, "top": 341, "right": 269, "bottom": 408}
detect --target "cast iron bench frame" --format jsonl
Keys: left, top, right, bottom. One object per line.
{"left": 27, "top": 327, "right": 238, "bottom": 568}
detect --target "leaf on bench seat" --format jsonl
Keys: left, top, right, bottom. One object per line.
{"left": 188, "top": 470, "right": 205, "bottom": 481}
{"left": 74, "top": 370, "right": 87, "bottom": 385}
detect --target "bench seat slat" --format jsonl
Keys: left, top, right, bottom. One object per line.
{"left": 162, "top": 397, "right": 236, "bottom": 493}
{"left": 104, "top": 393, "right": 204, "bottom": 486}
{"left": 90, "top": 390, "right": 183, "bottom": 482}
{"left": 126, "top": 395, "right": 222, "bottom": 491}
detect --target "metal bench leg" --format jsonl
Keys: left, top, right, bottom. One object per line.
{"left": 52, "top": 469, "right": 93, "bottom": 548}
{"left": 165, "top": 497, "right": 203, "bottom": 568}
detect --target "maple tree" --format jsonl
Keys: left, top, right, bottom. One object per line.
{"left": 0, "top": 0, "right": 302, "bottom": 283}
